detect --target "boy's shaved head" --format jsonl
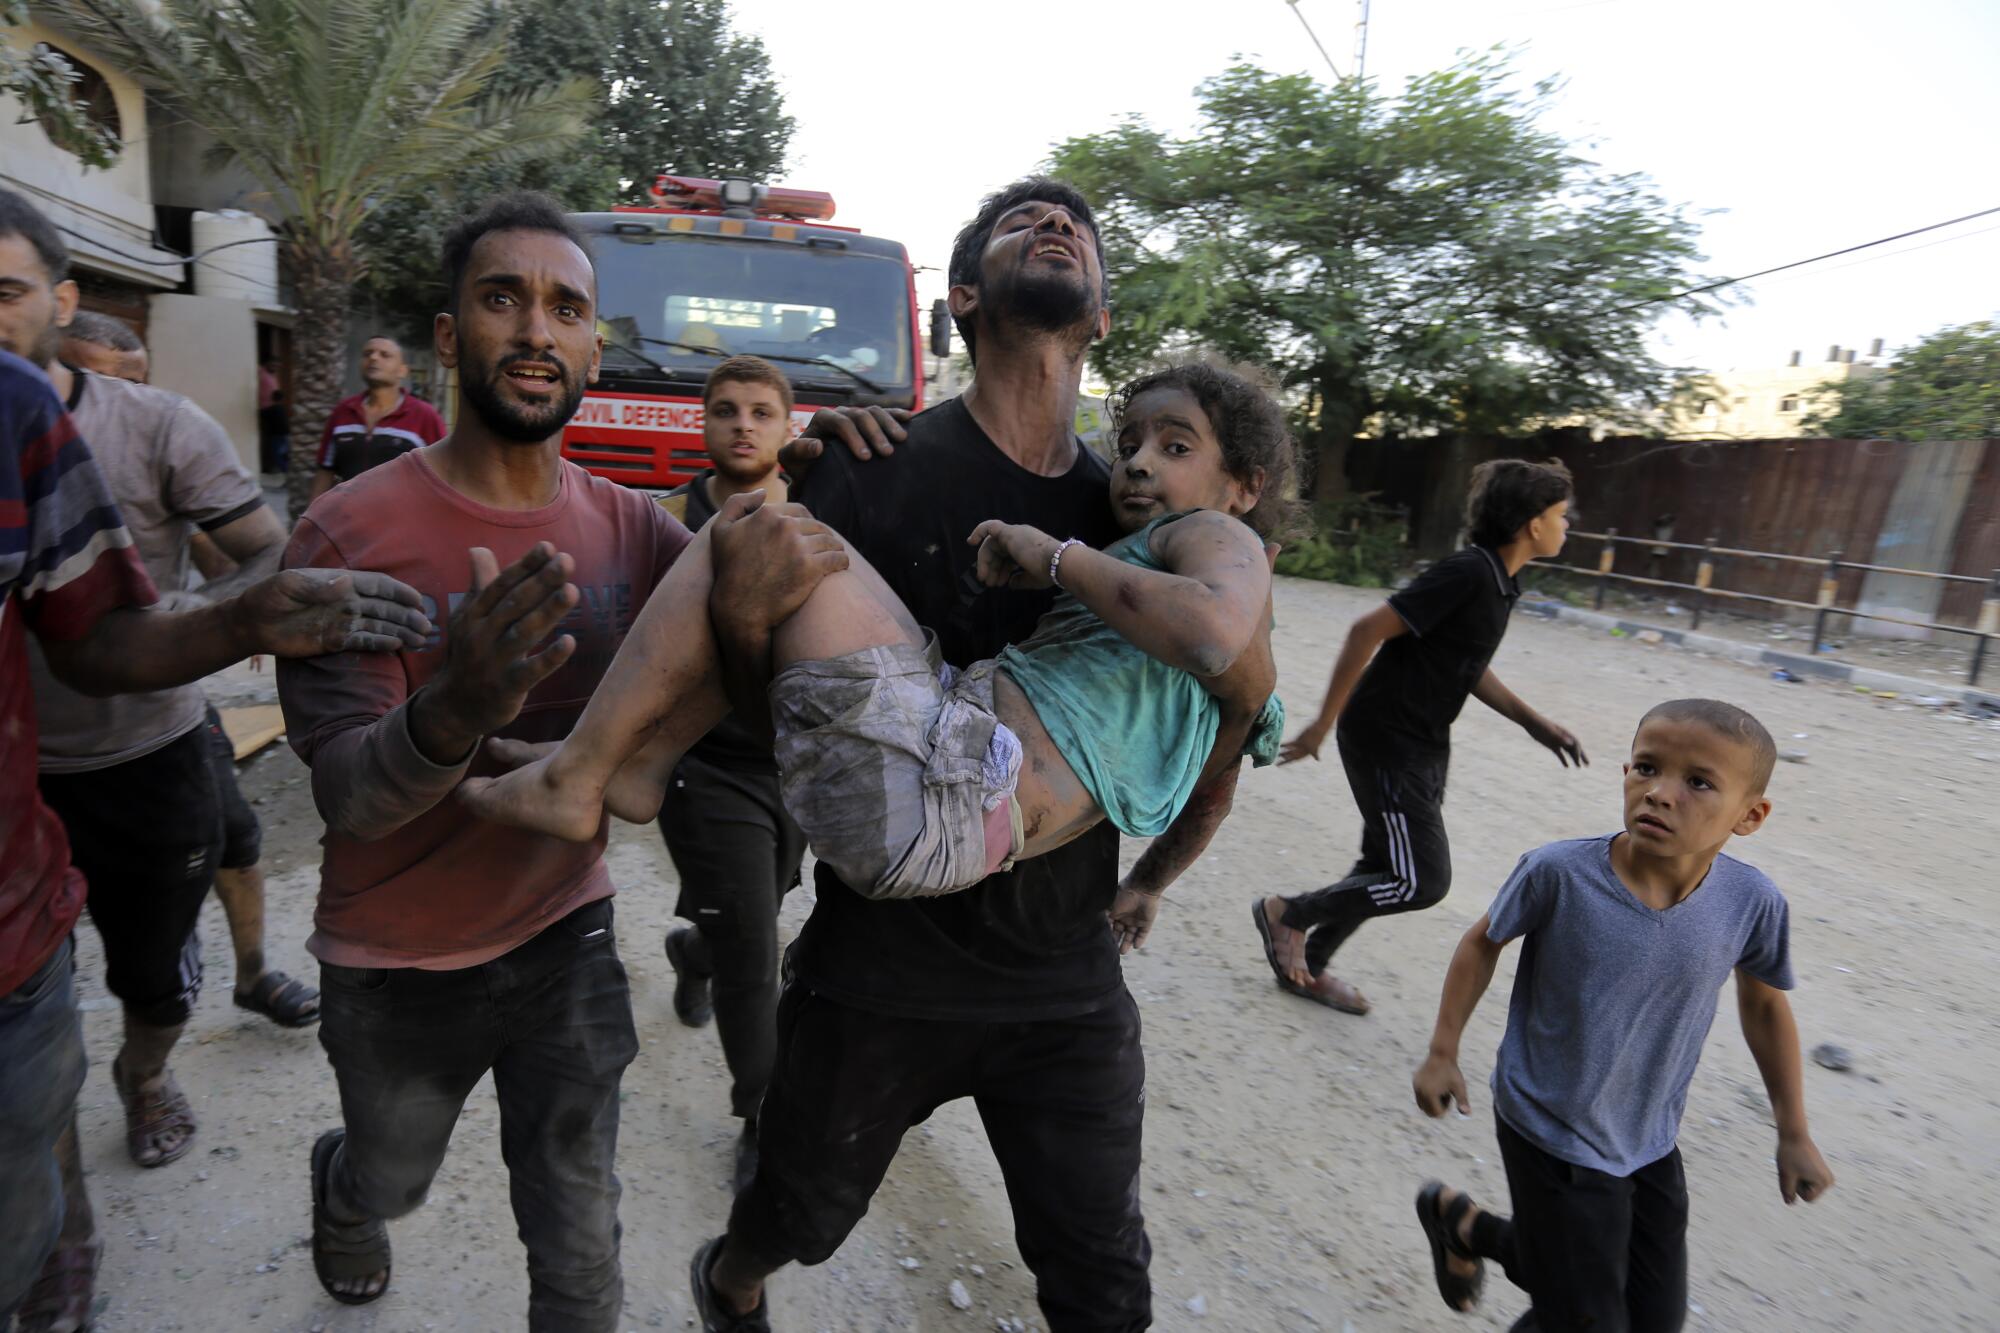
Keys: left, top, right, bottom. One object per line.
{"left": 1637, "top": 699, "right": 1776, "bottom": 792}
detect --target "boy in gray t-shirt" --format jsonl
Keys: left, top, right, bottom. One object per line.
{"left": 1408, "top": 699, "right": 1834, "bottom": 1331}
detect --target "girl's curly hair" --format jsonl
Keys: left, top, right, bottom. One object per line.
{"left": 1107, "top": 358, "right": 1306, "bottom": 542}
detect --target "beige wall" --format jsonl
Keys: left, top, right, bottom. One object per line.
{"left": 1670, "top": 355, "right": 1883, "bottom": 439}
{"left": 148, "top": 295, "right": 260, "bottom": 474}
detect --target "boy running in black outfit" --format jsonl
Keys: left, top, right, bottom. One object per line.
{"left": 1252, "top": 460, "right": 1585, "bottom": 1014}
{"left": 1410, "top": 699, "right": 1834, "bottom": 1331}
{"left": 656, "top": 357, "right": 807, "bottom": 1191}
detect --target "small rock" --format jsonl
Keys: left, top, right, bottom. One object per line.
{"left": 949, "top": 1279, "right": 974, "bottom": 1310}
{"left": 1811, "top": 1043, "right": 1855, "bottom": 1073}
{"left": 970, "top": 1264, "right": 986, "bottom": 1276}
{"left": 1186, "top": 1293, "right": 1208, "bottom": 1316}
{"left": 1635, "top": 629, "right": 1664, "bottom": 644}
{"left": 1778, "top": 749, "right": 1809, "bottom": 764}
{"left": 899, "top": 1256, "right": 922, "bottom": 1270}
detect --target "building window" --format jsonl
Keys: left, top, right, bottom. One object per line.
{"left": 1780, "top": 395, "right": 1799, "bottom": 413}
{"left": 31, "top": 44, "right": 123, "bottom": 159}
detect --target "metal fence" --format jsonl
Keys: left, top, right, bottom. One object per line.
{"left": 1542, "top": 529, "right": 2000, "bottom": 686}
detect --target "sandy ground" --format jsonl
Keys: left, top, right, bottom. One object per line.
{"left": 62, "top": 576, "right": 2000, "bottom": 1332}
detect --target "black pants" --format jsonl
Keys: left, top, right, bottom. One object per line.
{"left": 201, "top": 704, "right": 263, "bottom": 869}
{"left": 1279, "top": 737, "right": 1452, "bottom": 975}
{"left": 317, "top": 898, "right": 638, "bottom": 1333}
{"left": 728, "top": 983, "right": 1152, "bottom": 1332}
{"left": 39, "top": 724, "right": 221, "bottom": 1027}
{"left": 1470, "top": 1119, "right": 1690, "bottom": 1333}
{"left": 657, "top": 755, "right": 805, "bottom": 1119}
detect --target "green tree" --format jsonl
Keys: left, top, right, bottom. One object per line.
{"left": 45, "top": 0, "right": 593, "bottom": 514}
{"left": 355, "top": 0, "right": 794, "bottom": 339}
{"left": 2, "top": 1, "right": 118, "bottom": 167}
{"left": 1801, "top": 321, "right": 2000, "bottom": 441}
{"left": 1049, "top": 54, "right": 1719, "bottom": 481}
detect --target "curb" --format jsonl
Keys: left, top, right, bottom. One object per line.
{"left": 1520, "top": 600, "right": 2000, "bottom": 714}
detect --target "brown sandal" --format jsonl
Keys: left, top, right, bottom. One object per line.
{"left": 15, "top": 1236, "right": 101, "bottom": 1332}
{"left": 113, "top": 1057, "right": 196, "bottom": 1168}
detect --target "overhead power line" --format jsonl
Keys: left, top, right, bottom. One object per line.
{"left": 1602, "top": 204, "right": 2000, "bottom": 316}
{"left": 1285, "top": 0, "right": 1343, "bottom": 81}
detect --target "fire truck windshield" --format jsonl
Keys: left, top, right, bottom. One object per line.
{"left": 593, "top": 234, "right": 913, "bottom": 402}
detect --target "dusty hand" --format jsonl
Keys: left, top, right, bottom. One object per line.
{"left": 1413, "top": 1052, "right": 1472, "bottom": 1118}
{"left": 426, "top": 544, "right": 579, "bottom": 743}
{"left": 1109, "top": 882, "right": 1164, "bottom": 954}
{"left": 1526, "top": 715, "right": 1588, "bottom": 767}
{"left": 1776, "top": 1131, "right": 1834, "bottom": 1204}
{"left": 233, "top": 568, "right": 431, "bottom": 657}
{"left": 967, "top": 520, "right": 1060, "bottom": 590}
{"left": 710, "top": 489, "right": 850, "bottom": 630}
{"left": 1278, "top": 723, "right": 1331, "bottom": 765}
{"left": 778, "top": 405, "right": 912, "bottom": 472}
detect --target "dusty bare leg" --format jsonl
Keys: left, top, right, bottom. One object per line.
{"left": 462, "top": 527, "right": 925, "bottom": 839}
{"left": 458, "top": 525, "right": 732, "bottom": 839}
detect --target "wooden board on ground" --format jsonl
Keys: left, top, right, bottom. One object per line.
{"left": 218, "top": 704, "right": 285, "bottom": 762}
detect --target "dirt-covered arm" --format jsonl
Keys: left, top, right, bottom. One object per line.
{"left": 1412, "top": 915, "right": 1508, "bottom": 1117}
{"left": 969, "top": 510, "right": 1269, "bottom": 677}
{"left": 1109, "top": 762, "right": 1244, "bottom": 953}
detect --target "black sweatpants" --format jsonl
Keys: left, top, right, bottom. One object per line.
{"left": 1279, "top": 734, "right": 1452, "bottom": 975}
{"left": 728, "top": 982, "right": 1152, "bottom": 1332}
{"left": 39, "top": 725, "right": 221, "bottom": 1027}
{"left": 1470, "top": 1118, "right": 1690, "bottom": 1333}
{"left": 657, "top": 754, "right": 805, "bottom": 1120}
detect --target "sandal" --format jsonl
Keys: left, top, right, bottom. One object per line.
{"left": 1415, "top": 1180, "right": 1486, "bottom": 1313}
{"left": 1279, "top": 970, "right": 1371, "bottom": 1016}
{"left": 311, "top": 1128, "right": 392, "bottom": 1305}
{"left": 14, "top": 1237, "right": 101, "bottom": 1333}
{"left": 112, "top": 1057, "right": 196, "bottom": 1168}
{"left": 1250, "top": 897, "right": 1307, "bottom": 984}
{"left": 234, "top": 970, "right": 321, "bottom": 1028}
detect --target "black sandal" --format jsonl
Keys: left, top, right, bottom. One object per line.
{"left": 1416, "top": 1180, "right": 1486, "bottom": 1313}
{"left": 235, "top": 970, "right": 321, "bottom": 1027}
{"left": 312, "top": 1128, "right": 391, "bottom": 1306}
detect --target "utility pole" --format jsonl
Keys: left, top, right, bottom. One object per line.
{"left": 1353, "top": 0, "right": 1372, "bottom": 83}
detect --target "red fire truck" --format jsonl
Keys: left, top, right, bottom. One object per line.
{"left": 563, "top": 175, "right": 947, "bottom": 490}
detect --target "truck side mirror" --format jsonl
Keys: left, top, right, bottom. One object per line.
{"left": 928, "top": 299, "right": 951, "bottom": 360}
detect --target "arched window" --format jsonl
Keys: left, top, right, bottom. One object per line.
{"left": 32, "top": 44, "right": 123, "bottom": 159}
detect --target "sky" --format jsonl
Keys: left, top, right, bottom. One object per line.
{"left": 734, "top": 0, "right": 2000, "bottom": 375}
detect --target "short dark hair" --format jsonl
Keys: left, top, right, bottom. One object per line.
{"left": 1637, "top": 698, "right": 1777, "bottom": 793}
{"left": 1465, "top": 458, "right": 1573, "bottom": 548}
{"left": 0, "top": 188, "right": 70, "bottom": 285}
{"left": 62, "top": 310, "right": 142, "bottom": 352}
{"left": 1108, "top": 358, "right": 1305, "bottom": 542}
{"left": 440, "top": 191, "right": 594, "bottom": 317}
{"left": 362, "top": 333, "right": 403, "bottom": 351}
{"left": 947, "top": 176, "right": 1108, "bottom": 364}
{"left": 704, "top": 355, "right": 793, "bottom": 414}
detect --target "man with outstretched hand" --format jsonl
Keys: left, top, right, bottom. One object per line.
{"left": 278, "top": 192, "right": 780, "bottom": 1331}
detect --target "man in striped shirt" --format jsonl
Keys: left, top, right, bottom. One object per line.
{"left": 308, "top": 334, "right": 447, "bottom": 499}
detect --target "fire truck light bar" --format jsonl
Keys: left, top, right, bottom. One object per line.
{"left": 648, "top": 175, "right": 838, "bottom": 223}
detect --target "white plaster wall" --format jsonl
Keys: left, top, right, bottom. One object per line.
{"left": 148, "top": 294, "right": 260, "bottom": 474}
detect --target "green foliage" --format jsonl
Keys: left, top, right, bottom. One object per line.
{"left": 355, "top": 0, "right": 794, "bottom": 337}
{"left": 1801, "top": 321, "right": 2000, "bottom": 441}
{"left": 39, "top": 0, "right": 599, "bottom": 512}
{"left": 2, "top": 1, "right": 119, "bottom": 167}
{"left": 1273, "top": 500, "right": 1407, "bottom": 588}
{"left": 1048, "top": 53, "right": 1719, "bottom": 451}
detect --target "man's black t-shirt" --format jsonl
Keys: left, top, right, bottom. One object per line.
{"left": 789, "top": 396, "right": 1125, "bottom": 1021}
{"left": 659, "top": 476, "right": 778, "bottom": 774}
{"left": 1340, "top": 545, "right": 1520, "bottom": 761}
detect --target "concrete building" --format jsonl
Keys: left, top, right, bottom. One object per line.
{"left": 1666, "top": 342, "right": 1886, "bottom": 439}
{"left": 1, "top": 15, "right": 291, "bottom": 475}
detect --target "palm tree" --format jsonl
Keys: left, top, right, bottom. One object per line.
{"left": 44, "top": 0, "right": 594, "bottom": 515}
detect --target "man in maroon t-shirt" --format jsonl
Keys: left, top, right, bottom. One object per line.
{"left": 307, "top": 334, "right": 447, "bottom": 499}
{"left": 277, "top": 192, "right": 825, "bottom": 1328}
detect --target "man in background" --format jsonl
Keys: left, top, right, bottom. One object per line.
{"left": 57, "top": 311, "right": 147, "bottom": 382}
{"left": 308, "top": 334, "right": 446, "bottom": 498}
